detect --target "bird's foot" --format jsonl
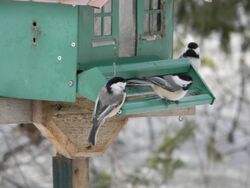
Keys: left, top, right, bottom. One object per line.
{"left": 174, "top": 100, "right": 180, "bottom": 105}
{"left": 163, "top": 99, "right": 171, "bottom": 106}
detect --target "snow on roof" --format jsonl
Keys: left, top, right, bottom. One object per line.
{"left": 14, "top": 0, "right": 109, "bottom": 9}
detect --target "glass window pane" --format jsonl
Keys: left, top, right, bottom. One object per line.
{"left": 151, "top": 13, "right": 161, "bottom": 32}
{"left": 94, "top": 17, "right": 102, "bottom": 36}
{"left": 103, "top": 16, "right": 112, "bottom": 36}
{"left": 104, "top": 0, "right": 112, "bottom": 13}
{"left": 94, "top": 8, "right": 102, "bottom": 14}
{"left": 156, "top": 13, "right": 161, "bottom": 32}
{"left": 144, "top": 0, "right": 150, "bottom": 10}
{"left": 152, "top": 14, "right": 157, "bottom": 32}
{"left": 152, "top": 0, "right": 160, "bottom": 10}
{"left": 144, "top": 13, "right": 149, "bottom": 33}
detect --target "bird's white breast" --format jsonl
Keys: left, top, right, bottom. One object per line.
{"left": 152, "top": 85, "right": 188, "bottom": 101}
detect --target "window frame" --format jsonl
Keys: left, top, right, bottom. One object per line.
{"left": 142, "top": 0, "right": 163, "bottom": 40}
{"left": 136, "top": 0, "right": 174, "bottom": 59}
{"left": 92, "top": 0, "right": 119, "bottom": 47}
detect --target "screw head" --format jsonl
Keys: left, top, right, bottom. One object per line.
{"left": 71, "top": 42, "right": 76, "bottom": 48}
{"left": 117, "top": 109, "right": 122, "bottom": 115}
{"left": 178, "top": 116, "right": 184, "bottom": 122}
{"left": 68, "top": 80, "right": 74, "bottom": 87}
{"left": 57, "top": 56, "right": 62, "bottom": 61}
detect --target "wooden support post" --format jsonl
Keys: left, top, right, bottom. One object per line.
{"left": 53, "top": 154, "right": 89, "bottom": 188}
{"left": 72, "top": 158, "right": 90, "bottom": 188}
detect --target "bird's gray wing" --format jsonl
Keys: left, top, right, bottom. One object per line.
{"left": 96, "top": 104, "right": 117, "bottom": 121}
{"left": 96, "top": 92, "right": 124, "bottom": 121}
{"left": 89, "top": 101, "right": 121, "bottom": 146}
{"left": 89, "top": 90, "right": 124, "bottom": 145}
{"left": 162, "top": 75, "right": 182, "bottom": 92}
{"left": 93, "top": 92, "right": 102, "bottom": 117}
{"left": 146, "top": 77, "right": 177, "bottom": 92}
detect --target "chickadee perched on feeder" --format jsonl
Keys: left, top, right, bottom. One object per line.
{"left": 127, "top": 42, "right": 196, "bottom": 103}
{"left": 180, "top": 42, "right": 200, "bottom": 71}
{"left": 88, "top": 77, "right": 127, "bottom": 146}
{"left": 128, "top": 74, "right": 193, "bottom": 103}
{"left": 146, "top": 74, "right": 193, "bottom": 101}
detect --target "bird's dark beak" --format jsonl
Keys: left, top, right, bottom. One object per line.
{"left": 183, "top": 83, "right": 192, "bottom": 90}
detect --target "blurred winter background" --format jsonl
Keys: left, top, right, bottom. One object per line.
{"left": 1, "top": 0, "right": 250, "bottom": 188}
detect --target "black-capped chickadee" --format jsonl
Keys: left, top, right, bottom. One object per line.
{"left": 128, "top": 74, "right": 193, "bottom": 102}
{"left": 88, "top": 77, "right": 127, "bottom": 146}
{"left": 181, "top": 42, "right": 200, "bottom": 71}
{"left": 147, "top": 74, "right": 193, "bottom": 101}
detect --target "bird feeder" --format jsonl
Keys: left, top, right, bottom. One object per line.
{"left": 0, "top": 0, "right": 214, "bottom": 114}
{"left": 0, "top": 1, "right": 215, "bottom": 187}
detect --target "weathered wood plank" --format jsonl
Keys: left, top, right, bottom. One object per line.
{"left": 32, "top": 98, "right": 128, "bottom": 158}
{"left": 0, "top": 98, "right": 32, "bottom": 125}
{"left": 0, "top": 97, "right": 194, "bottom": 157}
{"left": 72, "top": 158, "right": 89, "bottom": 188}
{"left": 33, "top": 101, "right": 78, "bottom": 158}
{"left": 0, "top": 97, "right": 194, "bottom": 125}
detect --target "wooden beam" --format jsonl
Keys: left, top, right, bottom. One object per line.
{"left": 0, "top": 98, "right": 32, "bottom": 125}
{"left": 0, "top": 97, "right": 194, "bottom": 157}
{"left": 32, "top": 98, "right": 128, "bottom": 158}
{"left": 72, "top": 158, "right": 89, "bottom": 188}
{"left": 0, "top": 97, "right": 194, "bottom": 126}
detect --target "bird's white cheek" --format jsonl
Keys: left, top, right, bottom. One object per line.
{"left": 111, "top": 82, "right": 126, "bottom": 94}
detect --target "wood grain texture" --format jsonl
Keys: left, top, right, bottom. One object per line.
{"left": 0, "top": 97, "right": 194, "bottom": 125}
{"left": 0, "top": 98, "right": 32, "bottom": 125}
{"left": 32, "top": 97, "right": 128, "bottom": 158}
{"left": 72, "top": 158, "right": 89, "bottom": 188}
{"left": 0, "top": 97, "right": 194, "bottom": 158}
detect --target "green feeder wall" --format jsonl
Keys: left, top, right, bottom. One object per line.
{"left": 0, "top": 0, "right": 215, "bottom": 116}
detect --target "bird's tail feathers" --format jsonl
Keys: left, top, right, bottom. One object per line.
{"left": 88, "top": 118, "right": 103, "bottom": 146}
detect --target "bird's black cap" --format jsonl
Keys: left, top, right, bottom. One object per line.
{"left": 188, "top": 42, "right": 199, "bottom": 50}
{"left": 177, "top": 74, "right": 193, "bottom": 82}
{"left": 106, "top": 77, "right": 126, "bottom": 93}
{"left": 177, "top": 74, "right": 193, "bottom": 90}
{"left": 182, "top": 83, "right": 193, "bottom": 90}
{"left": 183, "top": 49, "right": 199, "bottom": 58}
{"left": 106, "top": 77, "right": 126, "bottom": 87}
